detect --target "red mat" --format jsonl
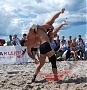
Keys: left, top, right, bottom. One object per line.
{"left": 61, "top": 70, "right": 72, "bottom": 75}
{"left": 39, "top": 61, "right": 82, "bottom": 82}
{"left": 45, "top": 74, "right": 65, "bottom": 82}
{"left": 39, "top": 73, "right": 64, "bottom": 81}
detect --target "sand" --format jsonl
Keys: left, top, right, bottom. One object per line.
{"left": 0, "top": 61, "right": 87, "bottom": 90}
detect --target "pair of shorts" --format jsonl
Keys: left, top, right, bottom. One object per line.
{"left": 40, "top": 42, "right": 52, "bottom": 54}
{"left": 31, "top": 48, "right": 38, "bottom": 51}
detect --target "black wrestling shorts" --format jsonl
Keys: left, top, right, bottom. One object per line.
{"left": 40, "top": 42, "right": 52, "bottom": 54}
{"left": 31, "top": 48, "right": 38, "bottom": 51}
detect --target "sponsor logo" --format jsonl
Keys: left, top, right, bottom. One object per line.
{"left": 0, "top": 51, "right": 23, "bottom": 59}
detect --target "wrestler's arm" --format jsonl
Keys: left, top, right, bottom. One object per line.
{"left": 52, "top": 20, "right": 67, "bottom": 35}
{"left": 26, "top": 32, "right": 39, "bottom": 64}
{"left": 26, "top": 45, "right": 39, "bottom": 64}
{"left": 44, "top": 8, "right": 65, "bottom": 25}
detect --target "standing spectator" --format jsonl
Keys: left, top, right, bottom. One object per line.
{"left": 0, "top": 39, "right": 5, "bottom": 46}
{"left": 2, "top": 39, "right": 6, "bottom": 46}
{"left": 56, "top": 35, "right": 60, "bottom": 50}
{"left": 12, "top": 35, "right": 20, "bottom": 46}
{"left": 20, "top": 34, "right": 27, "bottom": 46}
{"left": 0, "top": 39, "right": 3, "bottom": 46}
{"left": 7, "top": 35, "right": 13, "bottom": 46}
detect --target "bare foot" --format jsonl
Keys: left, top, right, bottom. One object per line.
{"left": 61, "top": 8, "right": 65, "bottom": 13}
{"left": 62, "top": 20, "right": 67, "bottom": 25}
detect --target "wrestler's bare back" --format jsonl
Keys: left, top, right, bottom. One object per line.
{"left": 36, "top": 28, "right": 50, "bottom": 44}
{"left": 36, "top": 27, "right": 55, "bottom": 57}
{"left": 25, "top": 26, "right": 50, "bottom": 52}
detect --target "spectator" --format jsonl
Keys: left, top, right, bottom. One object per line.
{"left": 54, "top": 35, "right": 71, "bottom": 60}
{"left": 67, "top": 36, "right": 72, "bottom": 48}
{"left": 60, "top": 35, "right": 67, "bottom": 51}
{"left": 0, "top": 39, "right": 5, "bottom": 46}
{"left": 12, "top": 35, "right": 20, "bottom": 46}
{"left": 76, "top": 35, "right": 84, "bottom": 45}
{"left": 70, "top": 37, "right": 78, "bottom": 59}
{"left": 77, "top": 39, "right": 85, "bottom": 59}
{"left": 56, "top": 35, "right": 60, "bottom": 50}
{"left": 7, "top": 35, "right": 13, "bottom": 46}
{"left": 84, "top": 40, "right": 87, "bottom": 60}
{"left": 2, "top": 39, "right": 5, "bottom": 46}
{"left": 20, "top": 34, "right": 27, "bottom": 46}
{"left": 0, "top": 39, "right": 3, "bottom": 46}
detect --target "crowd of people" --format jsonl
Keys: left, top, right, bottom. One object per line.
{"left": 0, "top": 33, "right": 87, "bottom": 60}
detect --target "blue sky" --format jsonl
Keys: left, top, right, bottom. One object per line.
{"left": 0, "top": 0, "right": 87, "bottom": 41}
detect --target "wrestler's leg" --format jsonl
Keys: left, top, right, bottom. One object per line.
{"left": 46, "top": 50, "right": 58, "bottom": 80}
{"left": 36, "top": 51, "right": 40, "bottom": 60}
{"left": 32, "top": 54, "right": 46, "bottom": 82}
{"left": 45, "top": 8, "right": 65, "bottom": 25}
{"left": 53, "top": 20, "right": 67, "bottom": 35}
{"left": 35, "top": 54, "right": 46, "bottom": 75}
{"left": 46, "top": 50, "right": 57, "bottom": 75}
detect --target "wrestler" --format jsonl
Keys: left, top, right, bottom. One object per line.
{"left": 25, "top": 8, "right": 66, "bottom": 82}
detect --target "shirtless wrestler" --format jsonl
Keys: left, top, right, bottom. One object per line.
{"left": 25, "top": 8, "right": 66, "bottom": 82}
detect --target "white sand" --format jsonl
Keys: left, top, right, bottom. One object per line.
{"left": 0, "top": 61, "right": 87, "bottom": 90}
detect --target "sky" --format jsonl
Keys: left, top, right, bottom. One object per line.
{"left": 0, "top": 0, "right": 87, "bottom": 41}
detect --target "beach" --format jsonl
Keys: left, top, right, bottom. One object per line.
{"left": 0, "top": 61, "right": 87, "bottom": 90}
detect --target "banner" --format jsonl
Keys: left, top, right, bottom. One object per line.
{"left": 0, "top": 46, "right": 31, "bottom": 64}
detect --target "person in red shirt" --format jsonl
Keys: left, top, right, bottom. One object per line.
{"left": 0, "top": 39, "right": 3, "bottom": 46}
{"left": 0, "top": 39, "right": 5, "bottom": 46}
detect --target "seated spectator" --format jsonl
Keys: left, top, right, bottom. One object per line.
{"left": 58, "top": 38, "right": 70, "bottom": 59}
{"left": 70, "top": 37, "right": 78, "bottom": 60}
{"left": 77, "top": 39, "right": 85, "bottom": 59}
{"left": 67, "top": 36, "right": 72, "bottom": 48}
{"left": 76, "top": 35, "right": 83, "bottom": 44}
{"left": 84, "top": 40, "right": 87, "bottom": 60}
{"left": 60, "top": 40, "right": 67, "bottom": 51}
{"left": 59, "top": 36, "right": 69, "bottom": 52}
{"left": 61, "top": 36, "right": 66, "bottom": 44}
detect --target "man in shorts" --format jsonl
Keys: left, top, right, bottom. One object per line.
{"left": 25, "top": 8, "right": 66, "bottom": 82}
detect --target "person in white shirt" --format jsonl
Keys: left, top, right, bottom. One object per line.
{"left": 12, "top": 35, "right": 20, "bottom": 46}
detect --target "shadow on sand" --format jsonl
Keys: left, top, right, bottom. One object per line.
{"left": 34, "top": 79, "right": 47, "bottom": 83}
{"left": 57, "top": 77, "right": 87, "bottom": 84}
